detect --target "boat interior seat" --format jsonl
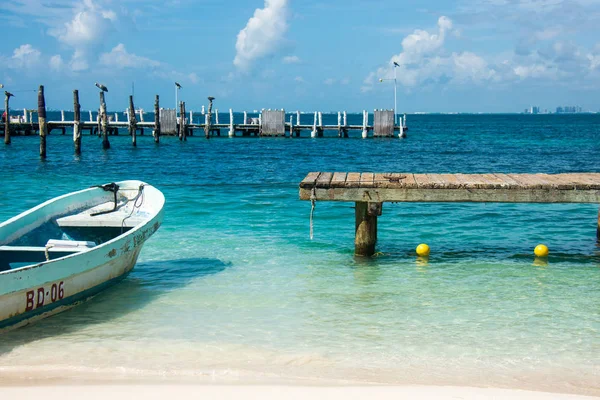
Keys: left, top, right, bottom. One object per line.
{"left": 0, "top": 240, "right": 96, "bottom": 271}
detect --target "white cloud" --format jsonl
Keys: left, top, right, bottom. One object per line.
{"left": 49, "top": 54, "right": 64, "bottom": 71}
{"left": 589, "top": 52, "right": 600, "bottom": 70}
{"left": 51, "top": 0, "right": 117, "bottom": 48}
{"left": 188, "top": 73, "right": 199, "bottom": 84}
{"left": 283, "top": 55, "right": 300, "bottom": 64}
{"left": 294, "top": 76, "right": 304, "bottom": 83}
{"left": 513, "top": 64, "right": 550, "bottom": 79}
{"left": 324, "top": 77, "right": 350, "bottom": 86}
{"left": 452, "top": 52, "right": 497, "bottom": 83}
{"left": 99, "top": 43, "right": 160, "bottom": 69}
{"left": 363, "top": 16, "right": 500, "bottom": 90}
{"left": 234, "top": 0, "right": 290, "bottom": 70}
{"left": 11, "top": 44, "right": 41, "bottom": 68}
{"left": 70, "top": 49, "right": 89, "bottom": 72}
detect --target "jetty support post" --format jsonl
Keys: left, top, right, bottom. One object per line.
{"left": 205, "top": 96, "right": 214, "bottom": 139}
{"left": 228, "top": 108, "right": 234, "bottom": 137}
{"left": 311, "top": 112, "right": 317, "bottom": 138}
{"left": 4, "top": 91, "right": 12, "bottom": 145}
{"left": 99, "top": 91, "right": 110, "bottom": 149}
{"left": 355, "top": 202, "right": 382, "bottom": 257}
{"left": 289, "top": 115, "right": 293, "bottom": 137}
{"left": 38, "top": 86, "right": 48, "bottom": 158}
{"left": 153, "top": 95, "right": 160, "bottom": 143}
{"left": 343, "top": 111, "right": 348, "bottom": 138}
{"left": 128, "top": 95, "right": 137, "bottom": 146}
{"left": 73, "top": 90, "right": 81, "bottom": 155}
{"left": 179, "top": 101, "right": 187, "bottom": 141}
{"left": 337, "top": 112, "right": 342, "bottom": 137}
{"left": 362, "top": 110, "right": 368, "bottom": 139}
{"left": 597, "top": 207, "right": 600, "bottom": 241}
{"left": 258, "top": 112, "right": 262, "bottom": 136}
{"left": 318, "top": 111, "right": 323, "bottom": 137}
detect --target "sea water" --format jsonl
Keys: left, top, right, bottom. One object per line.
{"left": 0, "top": 114, "right": 599, "bottom": 394}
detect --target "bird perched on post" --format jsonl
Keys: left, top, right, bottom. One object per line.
{"left": 393, "top": 61, "right": 400, "bottom": 67}
{"left": 5, "top": 91, "right": 14, "bottom": 98}
{"left": 208, "top": 96, "right": 215, "bottom": 102}
{"left": 95, "top": 82, "right": 108, "bottom": 92}
{"left": 175, "top": 82, "right": 182, "bottom": 89}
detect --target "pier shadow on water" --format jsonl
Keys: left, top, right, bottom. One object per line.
{"left": 0, "top": 257, "right": 231, "bottom": 355}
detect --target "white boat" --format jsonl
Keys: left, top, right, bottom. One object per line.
{"left": 0, "top": 180, "right": 164, "bottom": 332}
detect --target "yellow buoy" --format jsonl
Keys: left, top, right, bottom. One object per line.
{"left": 416, "top": 243, "right": 430, "bottom": 257}
{"left": 534, "top": 244, "right": 549, "bottom": 258}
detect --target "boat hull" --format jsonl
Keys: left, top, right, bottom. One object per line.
{"left": 0, "top": 246, "right": 143, "bottom": 331}
{"left": 0, "top": 181, "right": 164, "bottom": 332}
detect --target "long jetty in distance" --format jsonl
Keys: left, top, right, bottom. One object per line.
{"left": 2, "top": 85, "right": 409, "bottom": 156}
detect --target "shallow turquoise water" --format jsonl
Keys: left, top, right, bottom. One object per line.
{"left": 0, "top": 114, "right": 599, "bottom": 393}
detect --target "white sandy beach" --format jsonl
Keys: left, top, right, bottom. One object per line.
{"left": 1, "top": 385, "right": 599, "bottom": 400}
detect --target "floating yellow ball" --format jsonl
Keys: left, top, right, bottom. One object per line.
{"left": 534, "top": 244, "right": 549, "bottom": 258}
{"left": 416, "top": 243, "right": 430, "bottom": 257}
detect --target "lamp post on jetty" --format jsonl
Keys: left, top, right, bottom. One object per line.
{"left": 379, "top": 61, "right": 400, "bottom": 126}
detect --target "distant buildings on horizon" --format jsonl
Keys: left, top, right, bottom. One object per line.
{"left": 523, "top": 105, "right": 588, "bottom": 114}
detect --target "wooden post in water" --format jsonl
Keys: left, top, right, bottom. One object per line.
{"left": 128, "top": 95, "right": 137, "bottom": 147}
{"left": 205, "top": 96, "right": 214, "bottom": 139}
{"left": 99, "top": 92, "right": 110, "bottom": 149}
{"left": 229, "top": 109, "right": 234, "bottom": 137}
{"left": 4, "top": 91, "right": 12, "bottom": 145}
{"left": 73, "top": 90, "right": 81, "bottom": 155}
{"left": 355, "top": 202, "right": 382, "bottom": 257}
{"left": 179, "top": 101, "right": 187, "bottom": 141}
{"left": 597, "top": 207, "right": 600, "bottom": 241}
{"left": 153, "top": 95, "right": 160, "bottom": 143}
{"left": 38, "top": 86, "right": 48, "bottom": 158}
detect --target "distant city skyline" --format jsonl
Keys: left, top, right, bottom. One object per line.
{"left": 523, "top": 105, "right": 591, "bottom": 114}
{"left": 1, "top": 0, "right": 600, "bottom": 113}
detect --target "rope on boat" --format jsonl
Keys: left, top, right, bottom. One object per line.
{"left": 44, "top": 245, "right": 53, "bottom": 261}
{"left": 310, "top": 187, "right": 316, "bottom": 240}
{"left": 91, "top": 183, "right": 120, "bottom": 217}
{"left": 121, "top": 184, "right": 145, "bottom": 233}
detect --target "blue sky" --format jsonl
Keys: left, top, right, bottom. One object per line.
{"left": 1, "top": 0, "right": 600, "bottom": 113}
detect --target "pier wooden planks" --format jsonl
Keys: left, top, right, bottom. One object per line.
{"left": 299, "top": 172, "right": 600, "bottom": 203}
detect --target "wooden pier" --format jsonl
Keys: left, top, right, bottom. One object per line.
{"left": 1, "top": 110, "right": 408, "bottom": 139}
{"left": 299, "top": 172, "right": 600, "bottom": 256}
